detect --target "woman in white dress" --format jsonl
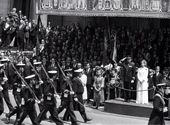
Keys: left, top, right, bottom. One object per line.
{"left": 80, "top": 70, "right": 88, "bottom": 102}
{"left": 136, "top": 59, "right": 149, "bottom": 104}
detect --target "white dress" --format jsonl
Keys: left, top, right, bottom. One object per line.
{"left": 136, "top": 67, "right": 149, "bottom": 104}
{"left": 80, "top": 74, "right": 88, "bottom": 100}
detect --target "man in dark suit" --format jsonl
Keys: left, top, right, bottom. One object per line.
{"left": 153, "top": 66, "right": 162, "bottom": 87}
{"left": 84, "top": 63, "right": 93, "bottom": 103}
{"left": 119, "top": 56, "right": 136, "bottom": 102}
{"left": 16, "top": 19, "right": 25, "bottom": 51}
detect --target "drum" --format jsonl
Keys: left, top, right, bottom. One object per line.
{"left": 165, "top": 87, "right": 170, "bottom": 95}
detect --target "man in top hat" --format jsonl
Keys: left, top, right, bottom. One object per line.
{"left": 14, "top": 74, "right": 39, "bottom": 125}
{"left": 119, "top": 56, "right": 136, "bottom": 102}
{"left": 36, "top": 70, "right": 63, "bottom": 125}
{"left": 148, "top": 83, "right": 168, "bottom": 125}
{"left": 57, "top": 68, "right": 79, "bottom": 125}
{"left": 0, "top": 59, "right": 14, "bottom": 113}
{"left": 72, "top": 68, "right": 91, "bottom": 123}
{"left": 6, "top": 62, "right": 25, "bottom": 123}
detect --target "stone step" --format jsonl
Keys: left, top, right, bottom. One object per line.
{"left": 104, "top": 98, "right": 153, "bottom": 117}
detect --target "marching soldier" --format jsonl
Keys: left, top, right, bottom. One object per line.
{"left": 0, "top": 64, "right": 5, "bottom": 115}
{"left": 6, "top": 62, "right": 25, "bottom": 123}
{"left": 14, "top": 74, "right": 39, "bottom": 125}
{"left": 36, "top": 70, "right": 63, "bottom": 125}
{"left": 72, "top": 69, "right": 92, "bottom": 123}
{"left": 32, "top": 61, "right": 45, "bottom": 119}
{"left": 57, "top": 68, "right": 79, "bottom": 125}
{"left": 0, "top": 58, "right": 14, "bottom": 113}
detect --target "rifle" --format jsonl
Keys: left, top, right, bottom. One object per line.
{"left": 41, "top": 65, "right": 59, "bottom": 96}
{"left": 56, "top": 62, "right": 73, "bottom": 92}
{"left": 8, "top": 56, "right": 40, "bottom": 103}
{"left": 24, "top": 56, "right": 43, "bottom": 82}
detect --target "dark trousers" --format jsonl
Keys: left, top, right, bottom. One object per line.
{"left": 17, "top": 37, "right": 24, "bottom": 51}
{"left": 57, "top": 101, "right": 77, "bottom": 124}
{"left": 75, "top": 94, "right": 88, "bottom": 122}
{"left": 2, "top": 88, "right": 14, "bottom": 111}
{"left": 86, "top": 84, "right": 92, "bottom": 102}
{"left": 124, "top": 81, "right": 131, "bottom": 101}
{"left": 14, "top": 108, "right": 38, "bottom": 125}
{"left": 0, "top": 92, "right": 4, "bottom": 115}
{"left": 7, "top": 92, "right": 22, "bottom": 119}
{"left": 36, "top": 104, "right": 63, "bottom": 125}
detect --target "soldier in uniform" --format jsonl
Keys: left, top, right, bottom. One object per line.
{"left": 72, "top": 69, "right": 92, "bottom": 123}
{"left": 32, "top": 61, "right": 45, "bottom": 119}
{"left": 14, "top": 74, "right": 39, "bottom": 125}
{"left": 36, "top": 70, "right": 63, "bottom": 125}
{"left": 6, "top": 63, "right": 25, "bottom": 123}
{"left": 0, "top": 58, "right": 14, "bottom": 113}
{"left": 57, "top": 68, "right": 79, "bottom": 125}
{"left": 0, "top": 64, "right": 5, "bottom": 115}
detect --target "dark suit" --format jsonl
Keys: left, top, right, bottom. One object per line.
{"left": 120, "top": 62, "right": 136, "bottom": 101}
{"left": 153, "top": 73, "right": 162, "bottom": 87}
{"left": 85, "top": 68, "right": 93, "bottom": 102}
{"left": 17, "top": 24, "right": 25, "bottom": 50}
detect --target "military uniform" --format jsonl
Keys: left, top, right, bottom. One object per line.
{"left": 6, "top": 63, "right": 25, "bottom": 123}
{"left": 57, "top": 69, "right": 79, "bottom": 125}
{"left": 0, "top": 59, "right": 14, "bottom": 112}
{"left": 14, "top": 74, "right": 39, "bottom": 125}
{"left": 36, "top": 71, "right": 63, "bottom": 125}
{"left": 72, "top": 69, "right": 91, "bottom": 123}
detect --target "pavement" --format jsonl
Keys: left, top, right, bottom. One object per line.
{"left": 0, "top": 90, "right": 170, "bottom": 125}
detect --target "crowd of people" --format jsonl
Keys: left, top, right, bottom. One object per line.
{"left": 0, "top": 7, "right": 170, "bottom": 125}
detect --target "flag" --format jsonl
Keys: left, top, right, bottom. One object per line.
{"left": 112, "top": 34, "right": 117, "bottom": 63}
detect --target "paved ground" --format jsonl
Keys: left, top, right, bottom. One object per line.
{"left": 0, "top": 90, "right": 170, "bottom": 125}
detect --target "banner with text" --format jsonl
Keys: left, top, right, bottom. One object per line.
{"left": 36, "top": 0, "right": 170, "bottom": 18}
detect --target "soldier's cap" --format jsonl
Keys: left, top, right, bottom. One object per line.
{"left": 0, "top": 64, "right": 4, "bottom": 67}
{"left": 74, "top": 68, "right": 83, "bottom": 73}
{"left": 157, "top": 83, "right": 166, "bottom": 87}
{"left": 33, "top": 62, "right": 42, "bottom": 65}
{"left": 48, "top": 70, "right": 57, "bottom": 74}
{"left": 0, "top": 58, "right": 9, "bottom": 62}
{"left": 126, "top": 55, "right": 132, "bottom": 60}
{"left": 16, "top": 63, "right": 25, "bottom": 67}
{"left": 25, "top": 74, "right": 36, "bottom": 80}
{"left": 64, "top": 68, "right": 73, "bottom": 72}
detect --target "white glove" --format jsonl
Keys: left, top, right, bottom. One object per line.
{"left": 70, "top": 91, "right": 75, "bottom": 95}
{"left": 163, "top": 107, "right": 168, "bottom": 112}
{"left": 131, "top": 80, "right": 134, "bottom": 83}
{"left": 74, "top": 98, "right": 78, "bottom": 102}
{"left": 54, "top": 94, "right": 60, "bottom": 98}
{"left": 0, "top": 85, "right": 3, "bottom": 91}
{"left": 39, "top": 80, "right": 43, "bottom": 84}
